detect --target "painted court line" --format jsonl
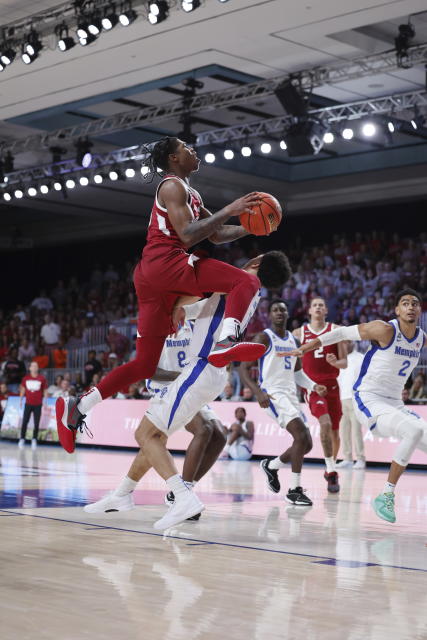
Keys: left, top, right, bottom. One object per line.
{"left": 1, "top": 508, "right": 426, "bottom": 574}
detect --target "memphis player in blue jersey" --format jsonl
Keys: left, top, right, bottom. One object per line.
{"left": 288, "top": 288, "right": 426, "bottom": 524}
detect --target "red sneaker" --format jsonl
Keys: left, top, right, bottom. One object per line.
{"left": 208, "top": 337, "right": 266, "bottom": 368}
{"left": 55, "top": 396, "right": 86, "bottom": 454}
{"left": 324, "top": 471, "right": 340, "bottom": 493}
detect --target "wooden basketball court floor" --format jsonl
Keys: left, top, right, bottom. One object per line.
{"left": 1, "top": 441, "right": 426, "bottom": 640}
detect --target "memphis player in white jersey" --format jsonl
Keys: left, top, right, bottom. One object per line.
{"left": 241, "top": 300, "right": 326, "bottom": 506}
{"left": 288, "top": 288, "right": 426, "bottom": 523}
{"left": 145, "top": 320, "right": 192, "bottom": 396}
{"left": 131, "top": 251, "right": 292, "bottom": 530}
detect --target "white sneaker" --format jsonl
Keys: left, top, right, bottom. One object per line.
{"left": 154, "top": 491, "right": 204, "bottom": 530}
{"left": 353, "top": 459, "right": 366, "bottom": 470}
{"left": 31, "top": 439, "right": 37, "bottom": 450}
{"left": 18, "top": 439, "right": 25, "bottom": 449}
{"left": 335, "top": 459, "right": 353, "bottom": 469}
{"left": 84, "top": 491, "right": 135, "bottom": 514}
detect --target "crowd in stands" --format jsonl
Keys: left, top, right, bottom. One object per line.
{"left": 0, "top": 230, "right": 426, "bottom": 419}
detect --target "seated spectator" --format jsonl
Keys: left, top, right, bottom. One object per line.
{"left": 242, "top": 386, "right": 256, "bottom": 402}
{"left": 1, "top": 348, "right": 26, "bottom": 393}
{"left": 84, "top": 350, "right": 102, "bottom": 387}
{"left": 90, "top": 373, "right": 101, "bottom": 389}
{"left": 107, "top": 352, "right": 120, "bottom": 369}
{"left": 40, "top": 314, "right": 61, "bottom": 348}
{"left": 127, "top": 383, "right": 143, "bottom": 399}
{"left": 0, "top": 336, "right": 8, "bottom": 363}
{"left": 31, "top": 289, "right": 53, "bottom": 311}
{"left": 47, "top": 374, "right": 64, "bottom": 397}
{"left": 402, "top": 388, "right": 414, "bottom": 405}
{"left": 66, "top": 329, "right": 86, "bottom": 349}
{"left": 18, "top": 338, "right": 36, "bottom": 366}
{"left": 33, "top": 344, "right": 49, "bottom": 370}
{"left": 106, "top": 326, "right": 130, "bottom": 361}
{"left": 225, "top": 407, "right": 254, "bottom": 460}
{"left": 409, "top": 373, "right": 426, "bottom": 401}
{"left": 220, "top": 382, "right": 240, "bottom": 402}
{"left": 51, "top": 379, "right": 71, "bottom": 399}
{"left": 52, "top": 339, "right": 68, "bottom": 369}
{"left": 73, "top": 372, "right": 85, "bottom": 394}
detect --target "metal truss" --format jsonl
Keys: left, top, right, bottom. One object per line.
{"left": 2, "top": 42, "right": 427, "bottom": 156}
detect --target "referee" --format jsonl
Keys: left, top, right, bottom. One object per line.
{"left": 19, "top": 361, "right": 48, "bottom": 449}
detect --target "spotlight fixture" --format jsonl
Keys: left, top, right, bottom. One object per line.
{"left": 76, "top": 21, "right": 90, "bottom": 39}
{"left": 279, "top": 140, "right": 287, "bottom": 150}
{"left": 79, "top": 33, "right": 97, "bottom": 46}
{"left": 3, "top": 192, "right": 12, "bottom": 201}
{"left": 181, "top": 0, "right": 201, "bottom": 12}
{"left": 53, "top": 181, "right": 63, "bottom": 191}
{"left": 14, "top": 188, "right": 24, "bottom": 199}
{"left": 0, "top": 61, "right": 5, "bottom": 72}
{"left": 361, "top": 122, "right": 376, "bottom": 137}
{"left": 223, "top": 149, "right": 234, "bottom": 160}
{"left": 387, "top": 121, "right": 395, "bottom": 133}
{"left": 0, "top": 47, "right": 16, "bottom": 66}
{"left": 75, "top": 138, "right": 93, "bottom": 168}
{"left": 102, "top": 4, "right": 119, "bottom": 30}
{"left": 39, "top": 184, "right": 49, "bottom": 194}
{"left": 88, "top": 15, "right": 103, "bottom": 36}
{"left": 93, "top": 173, "right": 104, "bottom": 184}
{"left": 241, "top": 146, "right": 252, "bottom": 157}
{"left": 23, "top": 29, "right": 42, "bottom": 57}
{"left": 119, "top": 3, "right": 137, "bottom": 26}
{"left": 27, "top": 186, "right": 37, "bottom": 197}
{"left": 148, "top": 1, "right": 169, "bottom": 24}
{"left": 109, "top": 168, "right": 119, "bottom": 180}
{"left": 57, "top": 23, "right": 75, "bottom": 51}
{"left": 342, "top": 127, "right": 354, "bottom": 140}
{"left": 22, "top": 47, "right": 38, "bottom": 65}
{"left": 323, "top": 132, "right": 334, "bottom": 144}
{"left": 260, "top": 142, "right": 272, "bottom": 154}
{"left": 140, "top": 165, "right": 150, "bottom": 176}
{"left": 204, "top": 152, "right": 215, "bottom": 164}
{"left": 395, "top": 22, "right": 415, "bottom": 69}
{"left": 65, "top": 178, "right": 76, "bottom": 189}
{"left": 79, "top": 176, "right": 89, "bottom": 186}
{"left": 125, "top": 167, "right": 136, "bottom": 178}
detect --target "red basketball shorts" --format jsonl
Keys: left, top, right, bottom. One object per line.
{"left": 308, "top": 382, "right": 342, "bottom": 431}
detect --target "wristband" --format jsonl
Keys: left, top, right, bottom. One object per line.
{"left": 318, "top": 324, "right": 361, "bottom": 346}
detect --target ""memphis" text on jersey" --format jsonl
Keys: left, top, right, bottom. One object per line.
{"left": 394, "top": 346, "right": 421, "bottom": 358}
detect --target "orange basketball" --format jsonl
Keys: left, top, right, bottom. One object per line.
{"left": 239, "top": 192, "right": 282, "bottom": 236}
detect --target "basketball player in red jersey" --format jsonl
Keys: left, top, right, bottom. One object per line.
{"left": 291, "top": 298, "right": 347, "bottom": 492}
{"left": 56, "top": 137, "right": 271, "bottom": 453}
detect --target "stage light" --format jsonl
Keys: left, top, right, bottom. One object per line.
{"left": 224, "top": 149, "right": 234, "bottom": 160}
{"left": 102, "top": 5, "right": 119, "bottom": 30}
{"left": 58, "top": 36, "right": 75, "bottom": 51}
{"left": 323, "top": 132, "right": 334, "bottom": 144}
{"left": 362, "top": 122, "right": 376, "bottom": 137}
{"left": 66, "top": 178, "right": 76, "bottom": 189}
{"left": 79, "top": 33, "right": 97, "bottom": 46}
{"left": 241, "top": 146, "right": 252, "bottom": 157}
{"left": 260, "top": 142, "right": 271, "bottom": 154}
{"left": 88, "top": 16, "right": 103, "bottom": 35}
{"left": 23, "top": 30, "right": 42, "bottom": 57}
{"left": 109, "top": 169, "right": 119, "bottom": 181}
{"left": 14, "top": 188, "right": 23, "bottom": 199}
{"left": 119, "top": 4, "right": 137, "bottom": 26}
{"left": 76, "top": 22, "right": 90, "bottom": 39}
{"left": 93, "top": 173, "right": 103, "bottom": 184}
{"left": 79, "top": 176, "right": 89, "bottom": 186}
{"left": 141, "top": 165, "right": 150, "bottom": 176}
{"left": 204, "top": 153, "right": 215, "bottom": 164}
{"left": 387, "top": 121, "right": 395, "bottom": 133}
{"left": 0, "top": 48, "right": 16, "bottom": 65}
{"left": 181, "top": 0, "right": 201, "bottom": 12}
{"left": 0, "top": 61, "right": 5, "bottom": 72}
{"left": 3, "top": 192, "right": 11, "bottom": 201}
{"left": 148, "top": 1, "right": 169, "bottom": 24}
{"left": 22, "top": 50, "right": 39, "bottom": 65}
{"left": 279, "top": 140, "right": 287, "bottom": 150}
{"left": 125, "top": 167, "right": 136, "bottom": 178}
{"left": 75, "top": 138, "right": 93, "bottom": 168}
{"left": 27, "top": 186, "right": 37, "bottom": 197}
{"left": 53, "top": 181, "right": 63, "bottom": 191}
{"left": 342, "top": 127, "right": 354, "bottom": 140}
{"left": 40, "top": 184, "right": 49, "bottom": 194}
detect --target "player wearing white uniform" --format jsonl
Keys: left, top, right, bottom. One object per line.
{"left": 85, "top": 321, "right": 226, "bottom": 520}
{"left": 287, "top": 288, "right": 427, "bottom": 523}
{"left": 241, "top": 300, "right": 326, "bottom": 505}
{"left": 134, "top": 251, "right": 292, "bottom": 530}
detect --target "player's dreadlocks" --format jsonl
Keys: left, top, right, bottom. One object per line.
{"left": 145, "top": 137, "right": 180, "bottom": 180}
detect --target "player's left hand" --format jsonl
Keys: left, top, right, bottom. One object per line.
{"left": 314, "top": 384, "right": 327, "bottom": 397}
{"left": 326, "top": 353, "right": 337, "bottom": 366}
{"left": 171, "top": 305, "right": 186, "bottom": 336}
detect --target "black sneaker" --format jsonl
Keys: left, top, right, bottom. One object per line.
{"left": 164, "top": 491, "right": 201, "bottom": 520}
{"left": 324, "top": 471, "right": 340, "bottom": 493}
{"left": 286, "top": 486, "right": 313, "bottom": 506}
{"left": 187, "top": 512, "right": 202, "bottom": 521}
{"left": 260, "top": 459, "right": 281, "bottom": 493}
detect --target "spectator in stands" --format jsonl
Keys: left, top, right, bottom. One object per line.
{"left": 107, "top": 353, "right": 119, "bottom": 370}
{"left": 40, "top": 314, "right": 61, "bottom": 349}
{"left": 19, "top": 361, "right": 48, "bottom": 449}
{"left": 224, "top": 407, "right": 254, "bottom": 460}
{"left": 47, "top": 374, "right": 63, "bottom": 397}
{"left": 0, "top": 382, "right": 10, "bottom": 425}
{"left": 33, "top": 344, "right": 49, "bottom": 370}
{"left": 51, "top": 379, "right": 71, "bottom": 399}
{"left": 31, "top": 289, "right": 53, "bottom": 311}
{"left": 242, "top": 386, "right": 256, "bottom": 402}
{"left": 2, "top": 348, "right": 26, "bottom": 393}
{"left": 0, "top": 336, "right": 8, "bottom": 363}
{"left": 90, "top": 373, "right": 101, "bottom": 389}
{"left": 127, "top": 383, "right": 143, "bottom": 399}
{"left": 409, "top": 373, "right": 426, "bottom": 401}
{"left": 52, "top": 338, "right": 68, "bottom": 369}
{"left": 73, "top": 372, "right": 85, "bottom": 394}
{"left": 106, "top": 324, "right": 130, "bottom": 361}
{"left": 66, "top": 328, "right": 86, "bottom": 349}
{"left": 402, "top": 388, "right": 414, "bottom": 405}
{"left": 18, "top": 337, "right": 36, "bottom": 367}
{"left": 220, "top": 382, "right": 240, "bottom": 402}
{"left": 84, "top": 350, "right": 102, "bottom": 387}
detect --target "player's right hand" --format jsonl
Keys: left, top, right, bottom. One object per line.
{"left": 225, "top": 192, "right": 261, "bottom": 217}
{"left": 256, "top": 389, "right": 273, "bottom": 409}
{"left": 171, "top": 305, "right": 186, "bottom": 336}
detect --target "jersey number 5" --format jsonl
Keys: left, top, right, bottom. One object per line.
{"left": 398, "top": 360, "right": 411, "bottom": 377}
{"left": 283, "top": 356, "right": 292, "bottom": 370}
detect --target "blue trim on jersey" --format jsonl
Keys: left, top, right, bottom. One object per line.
{"left": 354, "top": 391, "right": 372, "bottom": 418}
{"left": 197, "top": 295, "right": 226, "bottom": 359}
{"left": 167, "top": 359, "right": 208, "bottom": 428}
{"left": 377, "top": 321, "right": 396, "bottom": 350}
{"left": 396, "top": 320, "right": 420, "bottom": 344}
{"left": 261, "top": 386, "right": 279, "bottom": 417}
{"left": 258, "top": 331, "right": 273, "bottom": 385}
{"left": 353, "top": 345, "right": 378, "bottom": 393}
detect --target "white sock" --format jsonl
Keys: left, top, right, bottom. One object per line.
{"left": 78, "top": 387, "right": 102, "bottom": 414}
{"left": 114, "top": 476, "right": 138, "bottom": 497}
{"left": 218, "top": 317, "right": 241, "bottom": 341}
{"left": 268, "top": 456, "right": 287, "bottom": 470}
{"left": 383, "top": 481, "right": 396, "bottom": 494}
{"left": 289, "top": 472, "right": 301, "bottom": 490}
{"left": 325, "top": 457, "right": 335, "bottom": 473}
{"left": 166, "top": 474, "right": 189, "bottom": 498}
{"left": 184, "top": 480, "right": 195, "bottom": 489}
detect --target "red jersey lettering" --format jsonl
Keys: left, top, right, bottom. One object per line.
{"left": 300, "top": 322, "right": 340, "bottom": 384}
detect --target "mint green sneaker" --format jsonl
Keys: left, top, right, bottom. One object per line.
{"left": 373, "top": 492, "right": 396, "bottom": 523}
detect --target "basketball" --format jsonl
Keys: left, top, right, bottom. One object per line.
{"left": 239, "top": 192, "right": 282, "bottom": 236}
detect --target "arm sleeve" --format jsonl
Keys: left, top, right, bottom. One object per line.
{"left": 318, "top": 325, "right": 361, "bottom": 346}
{"left": 294, "top": 369, "right": 316, "bottom": 392}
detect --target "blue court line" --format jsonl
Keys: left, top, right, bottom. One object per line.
{"left": 1, "top": 508, "right": 426, "bottom": 574}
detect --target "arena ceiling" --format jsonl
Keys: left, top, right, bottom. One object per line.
{"left": 0, "top": 0, "right": 427, "bottom": 247}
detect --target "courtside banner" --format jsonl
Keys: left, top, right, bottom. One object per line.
{"left": 74, "top": 399, "right": 427, "bottom": 464}
{"left": 1, "top": 397, "right": 58, "bottom": 441}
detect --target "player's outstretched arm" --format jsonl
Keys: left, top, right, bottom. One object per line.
{"left": 239, "top": 332, "right": 273, "bottom": 409}
{"left": 284, "top": 320, "right": 394, "bottom": 357}
{"left": 162, "top": 180, "right": 260, "bottom": 248}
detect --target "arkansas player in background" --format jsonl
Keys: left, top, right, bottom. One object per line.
{"left": 292, "top": 298, "right": 347, "bottom": 493}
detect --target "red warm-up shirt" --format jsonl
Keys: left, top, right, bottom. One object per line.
{"left": 21, "top": 375, "right": 48, "bottom": 406}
